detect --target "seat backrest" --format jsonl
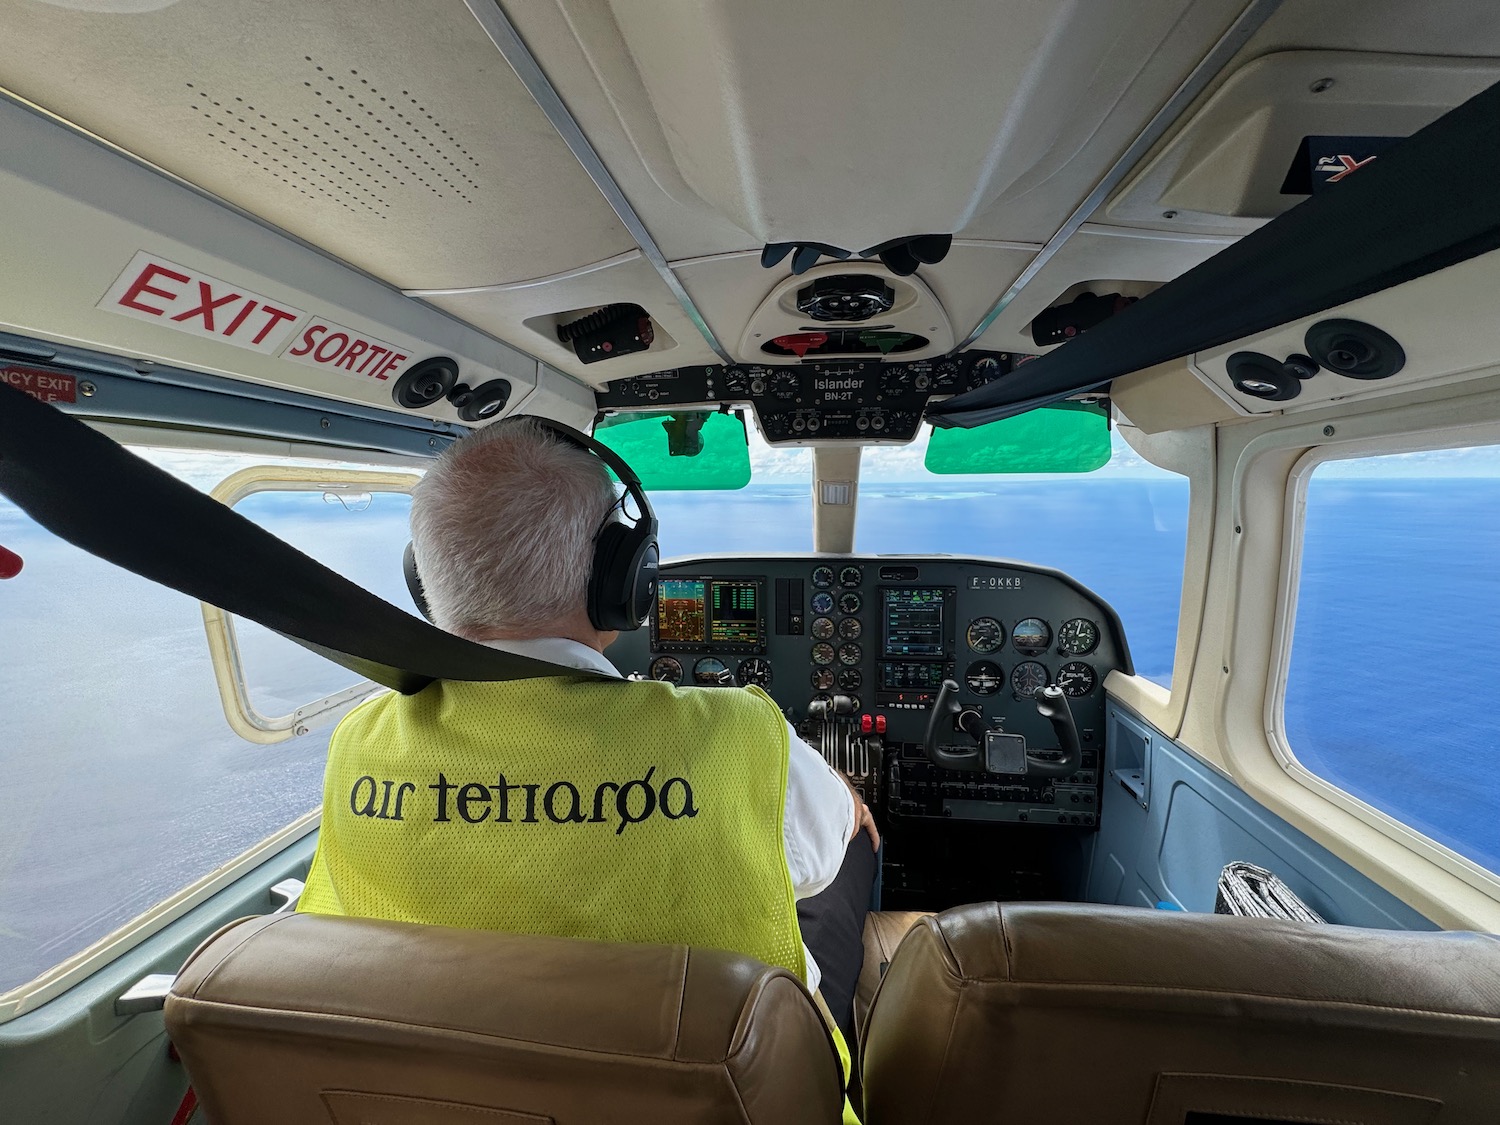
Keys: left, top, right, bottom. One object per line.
{"left": 165, "top": 913, "right": 843, "bottom": 1125}
{"left": 861, "top": 902, "right": 1500, "bottom": 1125}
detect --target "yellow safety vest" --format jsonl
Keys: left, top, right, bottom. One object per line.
{"left": 301, "top": 676, "right": 805, "bottom": 979}
{"left": 301, "top": 675, "right": 859, "bottom": 1123}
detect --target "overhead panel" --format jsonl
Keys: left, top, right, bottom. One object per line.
{"left": 0, "top": 0, "right": 635, "bottom": 289}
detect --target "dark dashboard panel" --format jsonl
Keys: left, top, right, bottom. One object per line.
{"left": 594, "top": 351, "right": 1021, "bottom": 443}
{"left": 606, "top": 556, "right": 1131, "bottom": 831}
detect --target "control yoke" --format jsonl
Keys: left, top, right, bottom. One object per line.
{"left": 923, "top": 679, "right": 1081, "bottom": 777}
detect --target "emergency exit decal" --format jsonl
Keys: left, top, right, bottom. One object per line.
{"left": 98, "top": 252, "right": 305, "bottom": 354}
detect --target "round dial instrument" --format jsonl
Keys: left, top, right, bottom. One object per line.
{"left": 770, "top": 371, "right": 800, "bottom": 400}
{"left": 811, "top": 591, "right": 835, "bottom": 615}
{"left": 970, "top": 356, "right": 1003, "bottom": 386}
{"left": 1010, "top": 661, "right": 1048, "bottom": 698}
{"left": 965, "top": 660, "right": 1003, "bottom": 695}
{"left": 811, "top": 565, "right": 835, "bottom": 589}
{"left": 1011, "top": 617, "right": 1052, "bottom": 655}
{"left": 837, "top": 643, "right": 863, "bottom": 666}
{"left": 736, "top": 658, "right": 773, "bottom": 688}
{"left": 879, "top": 368, "right": 911, "bottom": 396}
{"left": 811, "top": 616, "right": 836, "bottom": 640}
{"left": 649, "top": 656, "right": 682, "bottom": 684}
{"left": 1057, "top": 618, "right": 1100, "bottom": 656}
{"left": 838, "top": 617, "right": 863, "bottom": 641}
{"left": 839, "top": 565, "right": 863, "bottom": 588}
{"left": 837, "top": 667, "right": 863, "bottom": 691}
{"left": 838, "top": 591, "right": 862, "bottom": 614}
{"left": 965, "top": 616, "right": 1004, "bottom": 653}
{"left": 1057, "top": 661, "right": 1096, "bottom": 697}
{"left": 693, "top": 657, "right": 732, "bottom": 686}
{"left": 932, "top": 360, "right": 962, "bottom": 389}
{"left": 811, "top": 642, "right": 836, "bottom": 666}
{"left": 811, "top": 667, "right": 835, "bottom": 691}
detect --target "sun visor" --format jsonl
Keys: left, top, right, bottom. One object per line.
{"left": 926, "top": 76, "right": 1500, "bottom": 429}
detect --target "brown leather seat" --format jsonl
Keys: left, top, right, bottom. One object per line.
{"left": 165, "top": 912, "right": 844, "bottom": 1125}
{"left": 853, "top": 910, "right": 932, "bottom": 1039}
{"left": 861, "top": 902, "right": 1500, "bottom": 1124}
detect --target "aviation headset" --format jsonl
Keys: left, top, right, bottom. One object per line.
{"left": 403, "top": 416, "right": 659, "bottom": 633}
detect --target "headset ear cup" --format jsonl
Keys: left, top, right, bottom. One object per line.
{"left": 402, "top": 541, "right": 435, "bottom": 624}
{"left": 588, "top": 520, "right": 658, "bottom": 632}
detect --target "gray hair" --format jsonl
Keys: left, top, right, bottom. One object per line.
{"left": 410, "top": 418, "right": 616, "bottom": 636}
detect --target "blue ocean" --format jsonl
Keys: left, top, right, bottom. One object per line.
{"left": 0, "top": 474, "right": 1496, "bottom": 993}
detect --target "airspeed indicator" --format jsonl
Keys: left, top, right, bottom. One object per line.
{"left": 966, "top": 616, "right": 1004, "bottom": 653}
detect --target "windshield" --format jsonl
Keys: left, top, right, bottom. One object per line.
{"left": 647, "top": 424, "right": 1187, "bottom": 686}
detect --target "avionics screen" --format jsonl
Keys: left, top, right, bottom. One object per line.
{"left": 655, "top": 579, "right": 707, "bottom": 644}
{"left": 709, "top": 580, "right": 760, "bottom": 646}
{"left": 653, "top": 577, "right": 764, "bottom": 651}
{"left": 882, "top": 587, "right": 950, "bottom": 658}
{"left": 880, "top": 662, "right": 948, "bottom": 690}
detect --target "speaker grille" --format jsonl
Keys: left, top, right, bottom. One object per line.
{"left": 186, "top": 54, "right": 481, "bottom": 219}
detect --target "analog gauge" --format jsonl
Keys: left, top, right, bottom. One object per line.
{"left": 811, "top": 616, "right": 836, "bottom": 640}
{"left": 811, "top": 667, "right": 836, "bottom": 691}
{"left": 838, "top": 591, "right": 862, "bottom": 614}
{"left": 1057, "top": 618, "right": 1100, "bottom": 656}
{"left": 839, "top": 565, "right": 863, "bottom": 588}
{"left": 970, "top": 356, "right": 1003, "bottom": 386}
{"left": 722, "top": 369, "right": 750, "bottom": 396}
{"left": 770, "top": 371, "right": 800, "bottom": 400}
{"left": 1057, "top": 661, "right": 1097, "bottom": 697}
{"left": 966, "top": 616, "right": 1004, "bottom": 654}
{"left": 837, "top": 667, "right": 863, "bottom": 691}
{"left": 736, "top": 658, "right": 773, "bottom": 688}
{"left": 965, "top": 660, "right": 1003, "bottom": 695}
{"left": 1011, "top": 617, "right": 1052, "bottom": 655}
{"left": 693, "top": 657, "right": 732, "bottom": 686}
{"left": 932, "top": 360, "right": 962, "bottom": 389}
{"left": 810, "top": 692, "right": 832, "bottom": 711}
{"left": 838, "top": 643, "right": 862, "bottom": 666}
{"left": 811, "top": 591, "right": 835, "bottom": 615}
{"left": 811, "top": 642, "right": 836, "bottom": 666}
{"left": 811, "top": 565, "right": 835, "bottom": 589}
{"left": 838, "top": 616, "right": 863, "bottom": 641}
{"left": 1010, "top": 661, "right": 1049, "bottom": 698}
{"left": 649, "top": 656, "right": 683, "bottom": 684}
{"left": 883, "top": 410, "right": 917, "bottom": 433}
{"left": 843, "top": 695, "right": 862, "bottom": 712}
{"left": 879, "top": 367, "right": 911, "bottom": 396}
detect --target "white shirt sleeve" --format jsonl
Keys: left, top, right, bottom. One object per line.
{"left": 781, "top": 719, "right": 857, "bottom": 899}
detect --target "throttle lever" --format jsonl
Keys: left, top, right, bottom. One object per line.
{"left": 923, "top": 679, "right": 980, "bottom": 769}
{"left": 1027, "top": 685, "right": 1082, "bottom": 777}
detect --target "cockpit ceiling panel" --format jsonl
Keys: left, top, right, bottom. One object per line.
{"left": 0, "top": 0, "right": 635, "bottom": 291}
{"left": 582, "top": 0, "right": 1252, "bottom": 251}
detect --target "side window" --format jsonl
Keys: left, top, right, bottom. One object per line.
{"left": 0, "top": 443, "right": 419, "bottom": 1004}
{"left": 1283, "top": 445, "right": 1500, "bottom": 875}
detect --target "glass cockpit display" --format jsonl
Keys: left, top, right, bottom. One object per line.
{"left": 881, "top": 587, "right": 952, "bottom": 658}
{"left": 651, "top": 576, "right": 765, "bottom": 652}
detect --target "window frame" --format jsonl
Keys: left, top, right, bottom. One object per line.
{"left": 202, "top": 465, "right": 421, "bottom": 744}
{"left": 0, "top": 435, "right": 427, "bottom": 1022}
{"left": 1267, "top": 429, "right": 1500, "bottom": 901}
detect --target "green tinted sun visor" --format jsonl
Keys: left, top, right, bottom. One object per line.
{"left": 924, "top": 402, "right": 1111, "bottom": 475}
{"left": 594, "top": 410, "right": 752, "bottom": 490}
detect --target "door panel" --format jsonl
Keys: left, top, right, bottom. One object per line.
{"left": 1090, "top": 701, "right": 1434, "bottom": 929}
{"left": 0, "top": 835, "right": 315, "bottom": 1124}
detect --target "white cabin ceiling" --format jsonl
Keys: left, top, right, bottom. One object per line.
{"left": 1, "top": 0, "right": 1499, "bottom": 392}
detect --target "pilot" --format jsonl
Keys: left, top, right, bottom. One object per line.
{"left": 299, "top": 416, "right": 880, "bottom": 1055}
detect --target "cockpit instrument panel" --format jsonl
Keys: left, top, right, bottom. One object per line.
{"left": 594, "top": 351, "right": 1036, "bottom": 445}
{"left": 611, "top": 556, "right": 1130, "bottom": 832}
